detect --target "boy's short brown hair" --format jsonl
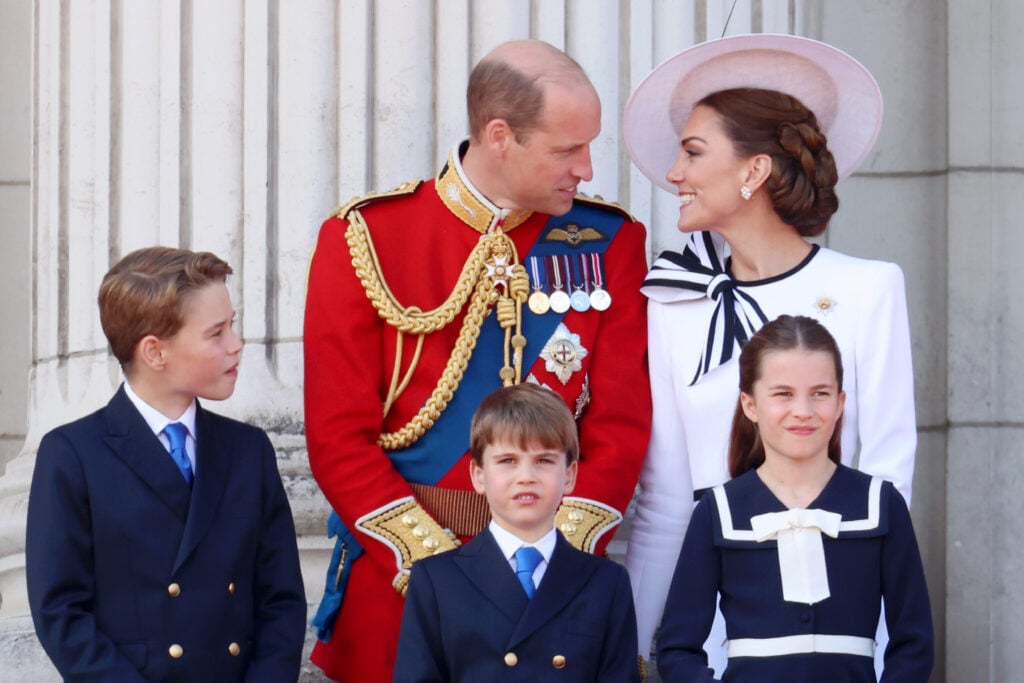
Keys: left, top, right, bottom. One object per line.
{"left": 98, "top": 246, "right": 232, "bottom": 369}
{"left": 469, "top": 383, "right": 579, "bottom": 466}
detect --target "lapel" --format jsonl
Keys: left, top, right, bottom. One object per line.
{"left": 103, "top": 386, "right": 191, "bottom": 521}
{"left": 173, "top": 402, "right": 232, "bottom": 572}
{"left": 507, "top": 532, "right": 598, "bottom": 647}
{"left": 453, "top": 530, "right": 530, "bottom": 624}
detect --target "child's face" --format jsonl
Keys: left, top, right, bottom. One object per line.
{"left": 158, "top": 282, "right": 242, "bottom": 407}
{"left": 470, "top": 438, "right": 577, "bottom": 543}
{"left": 739, "top": 349, "right": 845, "bottom": 466}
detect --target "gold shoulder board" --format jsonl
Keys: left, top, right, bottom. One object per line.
{"left": 331, "top": 179, "right": 423, "bottom": 220}
{"left": 574, "top": 193, "right": 637, "bottom": 223}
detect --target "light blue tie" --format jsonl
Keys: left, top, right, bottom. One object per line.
{"left": 514, "top": 546, "right": 543, "bottom": 599}
{"left": 164, "top": 422, "right": 194, "bottom": 487}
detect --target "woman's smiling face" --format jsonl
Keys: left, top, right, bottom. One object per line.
{"left": 665, "top": 104, "right": 754, "bottom": 233}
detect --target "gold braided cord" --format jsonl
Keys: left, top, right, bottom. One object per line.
{"left": 346, "top": 211, "right": 525, "bottom": 450}
{"left": 392, "top": 333, "right": 425, "bottom": 407}
{"left": 346, "top": 210, "right": 490, "bottom": 334}
{"left": 377, "top": 275, "right": 492, "bottom": 450}
{"left": 382, "top": 331, "right": 426, "bottom": 418}
{"left": 383, "top": 330, "right": 405, "bottom": 418}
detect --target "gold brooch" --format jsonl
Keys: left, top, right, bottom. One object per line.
{"left": 814, "top": 295, "right": 837, "bottom": 314}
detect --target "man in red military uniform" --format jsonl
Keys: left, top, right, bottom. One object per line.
{"left": 304, "top": 39, "right": 652, "bottom": 682}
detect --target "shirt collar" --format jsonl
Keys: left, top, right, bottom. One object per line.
{"left": 434, "top": 140, "right": 533, "bottom": 235}
{"left": 488, "top": 520, "right": 557, "bottom": 563}
{"left": 123, "top": 380, "right": 198, "bottom": 440}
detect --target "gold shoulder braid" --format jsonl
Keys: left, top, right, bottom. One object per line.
{"left": 346, "top": 212, "right": 529, "bottom": 450}
{"left": 574, "top": 192, "right": 637, "bottom": 223}
{"left": 332, "top": 180, "right": 422, "bottom": 220}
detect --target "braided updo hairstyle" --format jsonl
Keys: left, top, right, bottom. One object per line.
{"left": 698, "top": 88, "right": 839, "bottom": 236}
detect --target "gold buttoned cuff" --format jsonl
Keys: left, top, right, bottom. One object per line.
{"left": 355, "top": 496, "right": 461, "bottom": 596}
{"left": 555, "top": 497, "right": 623, "bottom": 553}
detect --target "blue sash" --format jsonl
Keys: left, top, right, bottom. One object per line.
{"left": 386, "top": 201, "right": 625, "bottom": 483}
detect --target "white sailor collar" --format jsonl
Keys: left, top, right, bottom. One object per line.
{"left": 707, "top": 465, "right": 891, "bottom": 548}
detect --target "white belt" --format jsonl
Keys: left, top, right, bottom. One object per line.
{"left": 727, "top": 634, "right": 875, "bottom": 658}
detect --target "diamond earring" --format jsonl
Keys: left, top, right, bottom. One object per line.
{"left": 740, "top": 186, "right": 753, "bottom": 201}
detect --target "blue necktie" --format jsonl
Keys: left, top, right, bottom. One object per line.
{"left": 164, "top": 422, "right": 194, "bottom": 486}
{"left": 514, "top": 546, "right": 543, "bottom": 599}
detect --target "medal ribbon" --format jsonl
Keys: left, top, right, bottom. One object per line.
{"left": 529, "top": 256, "right": 546, "bottom": 292}
{"left": 577, "top": 254, "right": 591, "bottom": 293}
{"left": 590, "top": 252, "right": 604, "bottom": 290}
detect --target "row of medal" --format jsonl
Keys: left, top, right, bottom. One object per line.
{"left": 526, "top": 253, "right": 612, "bottom": 315}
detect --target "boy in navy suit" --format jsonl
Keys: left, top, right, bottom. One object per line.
{"left": 394, "top": 383, "right": 642, "bottom": 681}
{"left": 26, "top": 247, "right": 306, "bottom": 682}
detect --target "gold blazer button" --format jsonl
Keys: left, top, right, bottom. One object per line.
{"left": 504, "top": 652, "right": 518, "bottom": 667}
{"left": 552, "top": 654, "right": 567, "bottom": 669}
{"left": 168, "top": 644, "right": 183, "bottom": 659}
{"left": 228, "top": 642, "right": 241, "bottom": 656}
{"left": 167, "top": 583, "right": 181, "bottom": 597}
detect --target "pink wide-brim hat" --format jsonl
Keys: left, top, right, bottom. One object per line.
{"left": 623, "top": 33, "right": 883, "bottom": 193}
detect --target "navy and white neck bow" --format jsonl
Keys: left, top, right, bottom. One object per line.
{"left": 641, "top": 231, "right": 769, "bottom": 385}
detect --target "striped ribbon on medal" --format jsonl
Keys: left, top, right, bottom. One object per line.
{"left": 530, "top": 256, "right": 544, "bottom": 290}
{"left": 579, "top": 254, "right": 591, "bottom": 294}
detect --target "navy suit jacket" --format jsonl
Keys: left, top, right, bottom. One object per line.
{"left": 26, "top": 386, "right": 306, "bottom": 682}
{"left": 394, "top": 528, "right": 640, "bottom": 682}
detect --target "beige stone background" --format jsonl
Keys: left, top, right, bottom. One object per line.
{"left": 0, "top": 1, "right": 1019, "bottom": 681}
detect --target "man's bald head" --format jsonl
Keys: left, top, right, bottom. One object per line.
{"left": 467, "top": 40, "right": 594, "bottom": 143}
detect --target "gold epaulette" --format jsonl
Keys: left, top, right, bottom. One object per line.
{"left": 355, "top": 497, "right": 461, "bottom": 596}
{"left": 574, "top": 193, "right": 637, "bottom": 223}
{"left": 330, "top": 179, "right": 423, "bottom": 221}
{"left": 554, "top": 496, "right": 623, "bottom": 553}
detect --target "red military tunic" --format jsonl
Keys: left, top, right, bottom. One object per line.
{"left": 304, "top": 146, "right": 652, "bottom": 682}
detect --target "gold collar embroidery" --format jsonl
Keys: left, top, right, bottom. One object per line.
{"left": 435, "top": 143, "right": 532, "bottom": 235}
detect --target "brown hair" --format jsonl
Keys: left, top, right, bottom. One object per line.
{"left": 98, "top": 246, "right": 233, "bottom": 369}
{"left": 728, "top": 314, "right": 844, "bottom": 477}
{"left": 470, "top": 383, "right": 579, "bottom": 466}
{"left": 699, "top": 88, "right": 840, "bottom": 236}
{"left": 467, "top": 41, "right": 589, "bottom": 144}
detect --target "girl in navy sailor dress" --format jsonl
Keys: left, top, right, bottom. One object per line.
{"left": 656, "top": 315, "right": 933, "bottom": 683}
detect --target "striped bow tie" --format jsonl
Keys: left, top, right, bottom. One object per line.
{"left": 640, "top": 231, "right": 768, "bottom": 384}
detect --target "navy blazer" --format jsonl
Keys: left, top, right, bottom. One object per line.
{"left": 26, "top": 386, "right": 306, "bottom": 682}
{"left": 394, "top": 528, "right": 641, "bottom": 682}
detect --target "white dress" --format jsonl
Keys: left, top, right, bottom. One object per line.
{"left": 625, "top": 231, "right": 917, "bottom": 660}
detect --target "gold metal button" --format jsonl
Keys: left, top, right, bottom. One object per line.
{"left": 552, "top": 654, "right": 567, "bottom": 669}
{"left": 412, "top": 524, "right": 429, "bottom": 540}
{"left": 228, "top": 642, "right": 241, "bottom": 656}
{"left": 504, "top": 652, "right": 518, "bottom": 667}
{"left": 423, "top": 536, "right": 440, "bottom": 551}
{"left": 167, "top": 583, "right": 181, "bottom": 597}
{"left": 559, "top": 521, "right": 577, "bottom": 536}
{"left": 168, "top": 644, "right": 183, "bottom": 658}
{"left": 567, "top": 510, "right": 584, "bottom": 523}
{"left": 402, "top": 513, "right": 419, "bottom": 527}
{"left": 228, "top": 582, "right": 236, "bottom": 595}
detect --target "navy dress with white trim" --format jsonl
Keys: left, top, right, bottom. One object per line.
{"left": 656, "top": 465, "right": 933, "bottom": 683}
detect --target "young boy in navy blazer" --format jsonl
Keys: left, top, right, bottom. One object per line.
{"left": 394, "top": 383, "right": 642, "bottom": 682}
{"left": 26, "top": 247, "right": 306, "bottom": 682}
